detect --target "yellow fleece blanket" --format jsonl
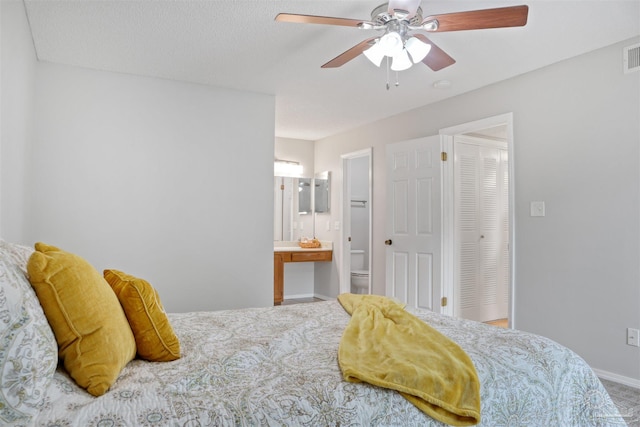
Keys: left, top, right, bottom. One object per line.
{"left": 337, "top": 293, "right": 481, "bottom": 426}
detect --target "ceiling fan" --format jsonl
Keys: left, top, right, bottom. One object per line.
{"left": 275, "top": 1, "right": 529, "bottom": 73}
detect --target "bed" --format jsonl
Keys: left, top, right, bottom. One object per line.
{"left": 0, "top": 240, "right": 626, "bottom": 427}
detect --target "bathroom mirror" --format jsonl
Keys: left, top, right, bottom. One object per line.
{"left": 274, "top": 176, "right": 314, "bottom": 241}
{"left": 298, "top": 178, "right": 312, "bottom": 214}
{"left": 314, "top": 171, "right": 330, "bottom": 213}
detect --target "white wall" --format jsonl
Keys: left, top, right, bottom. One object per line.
{"left": 275, "top": 137, "right": 314, "bottom": 181}
{"left": 314, "top": 38, "right": 640, "bottom": 382}
{"left": 1, "top": 0, "right": 36, "bottom": 242}
{"left": 26, "top": 63, "right": 275, "bottom": 312}
{"left": 2, "top": 1, "right": 276, "bottom": 312}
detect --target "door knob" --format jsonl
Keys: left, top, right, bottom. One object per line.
{"left": 385, "top": 239, "right": 392, "bottom": 245}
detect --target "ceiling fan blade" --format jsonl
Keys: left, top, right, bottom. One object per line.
{"left": 321, "top": 38, "right": 377, "bottom": 68}
{"left": 275, "top": 13, "right": 367, "bottom": 28}
{"left": 413, "top": 34, "right": 455, "bottom": 71}
{"left": 387, "top": 0, "right": 422, "bottom": 17}
{"left": 423, "top": 5, "right": 528, "bottom": 32}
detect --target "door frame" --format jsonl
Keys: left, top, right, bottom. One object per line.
{"left": 340, "top": 148, "right": 373, "bottom": 295}
{"left": 439, "top": 113, "right": 516, "bottom": 326}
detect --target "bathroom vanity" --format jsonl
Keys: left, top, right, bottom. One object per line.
{"left": 273, "top": 242, "right": 332, "bottom": 305}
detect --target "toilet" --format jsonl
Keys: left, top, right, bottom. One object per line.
{"left": 350, "top": 249, "right": 369, "bottom": 294}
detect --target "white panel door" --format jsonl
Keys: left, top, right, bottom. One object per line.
{"left": 385, "top": 136, "right": 441, "bottom": 310}
{"left": 455, "top": 138, "right": 509, "bottom": 322}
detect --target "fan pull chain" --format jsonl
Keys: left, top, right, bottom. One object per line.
{"left": 384, "top": 57, "right": 401, "bottom": 90}
{"left": 386, "top": 57, "right": 390, "bottom": 90}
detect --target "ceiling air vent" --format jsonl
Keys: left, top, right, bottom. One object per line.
{"left": 623, "top": 43, "right": 640, "bottom": 74}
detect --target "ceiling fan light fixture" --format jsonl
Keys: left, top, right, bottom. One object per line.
{"left": 378, "top": 31, "right": 403, "bottom": 57}
{"left": 391, "top": 49, "right": 412, "bottom": 71}
{"left": 405, "top": 36, "right": 431, "bottom": 63}
{"left": 363, "top": 40, "right": 385, "bottom": 67}
{"left": 276, "top": 3, "right": 529, "bottom": 75}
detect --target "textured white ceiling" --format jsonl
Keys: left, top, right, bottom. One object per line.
{"left": 24, "top": 0, "right": 640, "bottom": 141}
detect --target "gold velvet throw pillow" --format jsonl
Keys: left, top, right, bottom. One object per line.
{"left": 104, "top": 269, "right": 180, "bottom": 362}
{"left": 27, "top": 243, "right": 137, "bottom": 396}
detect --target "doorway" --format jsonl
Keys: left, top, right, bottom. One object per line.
{"left": 340, "top": 148, "right": 373, "bottom": 295}
{"left": 440, "top": 113, "right": 515, "bottom": 327}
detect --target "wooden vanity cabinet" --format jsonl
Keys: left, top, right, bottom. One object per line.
{"left": 273, "top": 250, "right": 332, "bottom": 305}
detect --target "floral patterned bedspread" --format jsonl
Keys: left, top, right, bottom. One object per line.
{"left": 33, "top": 301, "right": 624, "bottom": 426}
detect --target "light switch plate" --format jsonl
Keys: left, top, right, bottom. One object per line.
{"left": 628, "top": 328, "right": 640, "bottom": 347}
{"left": 530, "top": 201, "right": 545, "bottom": 217}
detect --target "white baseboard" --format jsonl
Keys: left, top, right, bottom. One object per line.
{"left": 594, "top": 368, "right": 640, "bottom": 389}
{"left": 282, "top": 293, "right": 314, "bottom": 300}
{"left": 282, "top": 293, "right": 336, "bottom": 301}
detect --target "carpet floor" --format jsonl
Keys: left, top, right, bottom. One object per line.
{"left": 601, "top": 379, "right": 640, "bottom": 427}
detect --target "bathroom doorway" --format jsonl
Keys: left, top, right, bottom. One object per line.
{"left": 340, "top": 148, "right": 372, "bottom": 295}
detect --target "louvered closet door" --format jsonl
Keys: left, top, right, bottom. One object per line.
{"left": 499, "top": 149, "right": 509, "bottom": 315}
{"left": 455, "top": 138, "right": 509, "bottom": 322}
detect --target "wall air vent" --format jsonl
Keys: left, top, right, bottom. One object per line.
{"left": 623, "top": 43, "right": 640, "bottom": 74}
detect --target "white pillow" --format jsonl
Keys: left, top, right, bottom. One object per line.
{"left": 0, "top": 239, "right": 33, "bottom": 274}
{"left": 0, "top": 250, "right": 58, "bottom": 425}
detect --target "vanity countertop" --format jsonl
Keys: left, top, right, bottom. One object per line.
{"left": 274, "top": 241, "right": 333, "bottom": 252}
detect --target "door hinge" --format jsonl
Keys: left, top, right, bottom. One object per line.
{"left": 280, "top": 184, "right": 285, "bottom": 190}
{"left": 441, "top": 152, "right": 448, "bottom": 161}
{"left": 441, "top": 296, "right": 448, "bottom": 307}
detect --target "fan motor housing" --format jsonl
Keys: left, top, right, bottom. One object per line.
{"left": 371, "top": 3, "right": 424, "bottom": 26}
